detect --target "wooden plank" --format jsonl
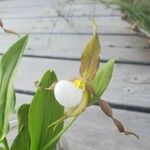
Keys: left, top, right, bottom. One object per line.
{"left": 0, "top": 0, "right": 106, "bottom": 8}
{"left": 0, "top": 0, "right": 99, "bottom": 8}
{"left": 8, "top": 105, "right": 150, "bottom": 149}
{"left": 0, "top": 2, "right": 120, "bottom": 18}
{"left": 64, "top": 106, "right": 150, "bottom": 150}
{"left": 47, "top": 34, "right": 150, "bottom": 63}
{"left": 55, "top": 2, "right": 121, "bottom": 17}
{"left": 0, "top": 5, "right": 57, "bottom": 19}
{"left": 0, "top": 17, "right": 135, "bottom": 34}
{"left": 0, "top": 0, "right": 58, "bottom": 8}
{"left": 0, "top": 34, "right": 149, "bottom": 63}
{"left": 11, "top": 57, "right": 150, "bottom": 108}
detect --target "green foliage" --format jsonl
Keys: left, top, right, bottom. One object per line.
{"left": 11, "top": 104, "right": 30, "bottom": 150}
{"left": 0, "top": 35, "right": 28, "bottom": 142}
{"left": 118, "top": 0, "right": 150, "bottom": 32}
{"left": 11, "top": 70, "right": 64, "bottom": 150}
{"left": 28, "top": 70, "right": 64, "bottom": 150}
{"left": 99, "top": 0, "right": 150, "bottom": 32}
{"left": 0, "top": 147, "right": 5, "bottom": 150}
{"left": 90, "top": 58, "right": 116, "bottom": 105}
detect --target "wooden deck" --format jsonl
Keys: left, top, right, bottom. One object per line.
{"left": 0, "top": 0, "right": 150, "bottom": 149}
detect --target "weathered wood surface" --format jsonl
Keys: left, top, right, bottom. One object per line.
{"left": 0, "top": 34, "right": 149, "bottom": 63}
{"left": 0, "top": 0, "right": 120, "bottom": 18}
{"left": 0, "top": 17, "right": 135, "bottom": 34}
{"left": 0, "top": 0, "right": 150, "bottom": 149}
{"left": 64, "top": 106, "right": 150, "bottom": 150}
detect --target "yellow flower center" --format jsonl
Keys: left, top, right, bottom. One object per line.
{"left": 73, "top": 79, "right": 85, "bottom": 90}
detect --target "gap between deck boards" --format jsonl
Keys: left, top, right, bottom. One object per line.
{"left": 0, "top": 32, "right": 139, "bottom": 36}
{"left": 0, "top": 53, "right": 150, "bottom": 66}
{"left": 15, "top": 90, "right": 150, "bottom": 114}
{"left": 2, "top": 15, "right": 122, "bottom": 20}
{"left": 14, "top": 54, "right": 150, "bottom": 66}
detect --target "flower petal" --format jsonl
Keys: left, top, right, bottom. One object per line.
{"left": 54, "top": 80, "right": 83, "bottom": 107}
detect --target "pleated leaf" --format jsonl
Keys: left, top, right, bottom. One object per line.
{"left": 11, "top": 104, "right": 30, "bottom": 150}
{"left": 0, "top": 35, "right": 28, "bottom": 141}
{"left": 90, "top": 58, "right": 116, "bottom": 105}
{"left": 28, "top": 70, "right": 64, "bottom": 150}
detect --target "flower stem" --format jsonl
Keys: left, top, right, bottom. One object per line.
{"left": 48, "top": 114, "right": 67, "bottom": 129}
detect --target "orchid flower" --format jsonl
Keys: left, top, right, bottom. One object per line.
{"left": 35, "top": 18, "right": 139, "bottom": 139}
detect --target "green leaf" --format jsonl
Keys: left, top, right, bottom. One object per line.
{"left": 28, "top": 70, "right": 64, "bottom": 150}
{"left": 11, "top": 104, "right": 30, "bottom": 150}
{"left": 0, "top": 35, "right": 28, "bottom": 141}
{"left": 90, "top": 58, "right": 116, "bottom": 105}
{"left": 80, "top": 19, "right": 100, "bottom": 81}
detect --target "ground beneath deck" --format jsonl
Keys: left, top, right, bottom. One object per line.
{"left": 0, "top": 0, "right": 150, "bottom": 149}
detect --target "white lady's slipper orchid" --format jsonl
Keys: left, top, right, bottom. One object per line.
{"left": 54, "top": 80, "right": 83, "bottom": 108}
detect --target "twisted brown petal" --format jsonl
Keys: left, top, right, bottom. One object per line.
{"left": 99, "top": 100, "right": 113, "bottom": 117}
{"left": 99, "top": 99, "right": 139, "bottom": 139}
